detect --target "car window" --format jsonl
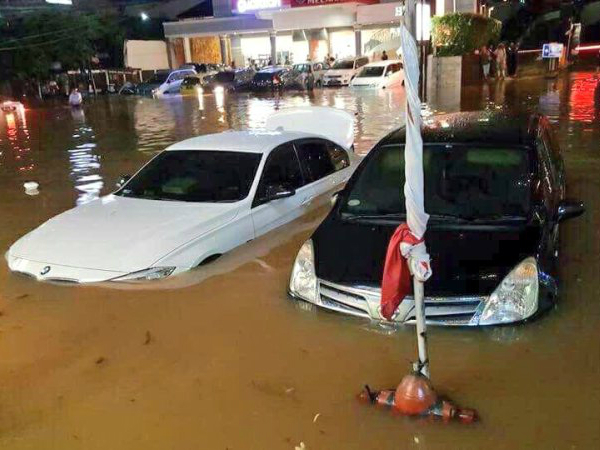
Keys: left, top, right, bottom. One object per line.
{"left": 332, "top": 60, "right": 354, "bottom": 70}
{"left": 386, "top": 64, "right": 400, "bottom": 75}
{"left": 536, "top": 134, "right": 557, "bottom": 184}
{"left": 357, "top": 66, "right": 385, "bottom": 77}
{"left": 327, "top": 143, "right": 350, "bottom": 171}
{"left": 341, "top": 144, "right": 533, "bottom": 220}
{"left": 542, "top": 126, "right": 563, "bottom": 173}
{"left": 296, "top": 140, "right": 336, "bottom": 182}
{"left": 357, "top": 57, "right": 369, "bottom": 67}
{"left": 255, "top": 144, "right": 304, "bottom": 205}
{"left": 116, "top": 150, "right": 262, "bottom": 203}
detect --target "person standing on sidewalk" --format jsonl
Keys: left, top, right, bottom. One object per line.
{"left": 495, "top": 43, "right": 507, "bottom": 79}
{"left": 480, "top": 45, "right": 491, "bottom": 80}
{"left": 507, "top": 42, "right": 518, "bottom": 77}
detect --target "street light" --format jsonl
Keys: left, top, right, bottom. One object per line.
{"left": 140, "top": 12, "right": 150, "bottom": 21}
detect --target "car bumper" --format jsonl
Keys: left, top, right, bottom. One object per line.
{"left": 290, "top": 278, "right": 553, "bottom": 326}
{"left": 323, "top": 79, "right": 349, "bottom": 86}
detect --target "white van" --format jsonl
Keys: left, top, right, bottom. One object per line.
{"left": 350, "top": 60, "right": 404, "bottom": 89}
{"left": 322, "top": 56, "right": 369, "bottom": 86}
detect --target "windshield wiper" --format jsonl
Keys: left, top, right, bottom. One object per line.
{"left": 341, "top": 212, "right": 405, "bottom": 222}
{"left": 467, "top": 215, "right": 528, "bottom": 223}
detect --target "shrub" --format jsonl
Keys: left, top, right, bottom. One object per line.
{"left": 431, "top": 13, "right": 502, "bottom": 57}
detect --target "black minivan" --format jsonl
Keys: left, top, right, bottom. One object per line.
{"left": 288, "top": 111, "right": 584, "bottom": 326}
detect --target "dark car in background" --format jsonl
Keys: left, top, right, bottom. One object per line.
{"left": 251, "top": 66, "right": 289, "bottom": 91}
{"left": 289, "top": 111, "right": 585, "bottom": 327}
{"left": 203, "top": 68, "right": 256, "bottom": 92}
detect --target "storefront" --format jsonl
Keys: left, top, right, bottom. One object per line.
{"left": 162, "top": 0, "right": 429, "bottom": 68}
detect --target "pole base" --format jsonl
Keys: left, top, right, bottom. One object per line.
{"left": 358, "top": 374, "right": 478, "bottom": 424}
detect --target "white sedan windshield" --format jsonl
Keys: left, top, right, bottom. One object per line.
{"left": 117, "top": 150, "right": 262, "bottom": 203}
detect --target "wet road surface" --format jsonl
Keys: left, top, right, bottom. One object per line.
{"left": 0, "top": 76, "right": 598, "bottom": 449}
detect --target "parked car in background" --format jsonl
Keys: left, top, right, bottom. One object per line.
{"left": 251, "top": 66, "right": 289, "bottom": 91}
{"left": 7, "top": 107, "right": 356, "bottom": 284}
{"left": 282, "top": 62, "right": 330, "bottom": 90}
{"left": 203, "top": 68, "right": 256, "bottom": 92}
{"left": 289, "top": 111, "right": 584, "bottom": 326}
{"left": 137, "top": 68, "right": 197, "bottom": 96}
{"left": 322, "top": 56, "right": 369, "bottom": 86}
{"left": 350, "top": 60, "right": 404, "bottom": 89}
{"left": 282, "top": 62, "right": 315, "bottom": 90}
{"left": 179, "top": 75, "right": 204, "bottom": 95}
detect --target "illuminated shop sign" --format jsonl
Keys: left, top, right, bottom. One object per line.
{"left": 291, "top": 0, "right": 376, "bottom": 7}
{"left": 236, "top": 0, "right": 282, "bottom": 13}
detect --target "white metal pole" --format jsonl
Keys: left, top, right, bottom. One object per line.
{"left": 403, "top": 0, "right": 430, "bottom": 379}
{"left": 413, "top": 277, "right": 429, "bottom": 378}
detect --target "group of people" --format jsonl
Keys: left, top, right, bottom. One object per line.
{"left": 479, "top": 42, "right": 519, "bottom": 80}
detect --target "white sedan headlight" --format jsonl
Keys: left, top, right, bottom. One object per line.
{"left": 289, "top": 240, "right": 317, "bottom": 303}
{"left": 112, "top": 267, "right": 175, "bottom": 282}
{"left": 476, "top": 257, "right": 539, "bottom": 325}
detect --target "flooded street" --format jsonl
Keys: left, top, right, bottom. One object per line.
{"left": 0, "top": 76, "right": 598, "bottom": 449}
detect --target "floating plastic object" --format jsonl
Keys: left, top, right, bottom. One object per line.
{"left": 358, "top": 372, "right": 477, "bottom": 424}
{"left": 23, "top": 181, "right": 39, "bottom": 196}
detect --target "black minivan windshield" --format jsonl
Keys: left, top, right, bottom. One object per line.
{"left": 341, "top": 144, "right": 533, "bottom": 221}
{"left": 117, "top": 150, "right": 262, "bottom": 203}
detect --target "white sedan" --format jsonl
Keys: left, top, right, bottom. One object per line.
{"left": 6, "top": 107, "right": 355, "bottom": 283}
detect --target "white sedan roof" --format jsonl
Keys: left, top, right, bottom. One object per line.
{"left": 165, "top": 130, "right": 314, "bottom": 154}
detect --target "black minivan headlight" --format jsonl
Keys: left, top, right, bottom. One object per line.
{"left": 475, "top": 257, "right": 539, "bottom": 325}
{"left": 289, "top": 240, "right": 318, "bottom": 303}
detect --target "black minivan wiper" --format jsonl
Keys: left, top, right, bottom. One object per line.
{"left": 341, "top": 212, "right": 405, "bottom": 222}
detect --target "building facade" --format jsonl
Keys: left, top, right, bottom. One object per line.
{"left": 162, "top": 0, "right": 484, "bottom": 68}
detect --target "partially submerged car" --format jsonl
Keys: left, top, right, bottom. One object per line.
{"left": 7, "top": 107, "right": 355, "bottom": 283}
{"left": 137, "top": 68, "right": 197, "bottom": 97}
{"left": 289, "top": 111, "right": 584, "bottom": 326}
{"left": 179, "top": 75, "right": 203, "bottom": 95}
{"left": 203, "top": 68, "right": 256, "bottom": 92}
{"left": 251, "top": 66, "right": 289, "bottom": 91}
{"left": 350, "top": 60, "right": 404, "bottom": 89}
{"left": 282, "top": 62, "right": 329, "bottom": 90}
{"left": 322, "top": 56, "right": 369, "bottom": 86}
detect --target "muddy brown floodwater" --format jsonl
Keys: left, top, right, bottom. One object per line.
{"left": 0, "top": 75, "right": 598, "bottom": 449}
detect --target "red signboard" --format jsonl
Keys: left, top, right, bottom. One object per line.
{"left": 290, "top": 0, "right": 377, "bottom": 7}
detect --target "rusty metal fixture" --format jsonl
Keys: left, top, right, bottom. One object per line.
{"left": 359, "top": 380, "right": 478, "bottom": 424}
{"left": 393, "top": 372, "right": 438, "bottom": 415}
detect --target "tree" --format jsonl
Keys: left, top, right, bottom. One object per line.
{"left": 0, "top": 10, "right": 141, "bottom": 82}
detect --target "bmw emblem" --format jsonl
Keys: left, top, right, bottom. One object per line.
{"left": 40, "top": 266, "right": 51, "bottom": 276}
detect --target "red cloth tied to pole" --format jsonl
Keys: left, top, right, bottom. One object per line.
{"left": 380, "top": 223, "right": 424, "bottom": 321}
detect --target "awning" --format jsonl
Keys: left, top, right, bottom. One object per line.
{"left": 271, "top": 3, "right": 357, "bottom": 31}
{"left": 163, "top": 16, "right": 273, "bottom": 38}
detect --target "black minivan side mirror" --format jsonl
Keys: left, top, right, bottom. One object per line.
{"left": 263, "top": 184, "right": 295, "bottom": 202}
{"left": 116, "top": 174, "right": 132, "bottom": 189}
{"left": 557, "top": 200, "right": 585, "bottom": 222}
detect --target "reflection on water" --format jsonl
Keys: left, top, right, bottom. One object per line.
{"left": 0, "top": 108, "right": 34, "bottom": 174}
{"left": 0, "top": 77, "right": 599, "bottom": 449}
{"left": 67, "top": 108, "right": 104, "bottom": 205}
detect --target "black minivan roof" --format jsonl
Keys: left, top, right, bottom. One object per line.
{"left": 379, "top": 111, "right": 540, "bottom": 147}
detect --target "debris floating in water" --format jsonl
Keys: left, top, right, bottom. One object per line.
{"left": 23, "top": 181, "right": 39, "bottom": 196}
